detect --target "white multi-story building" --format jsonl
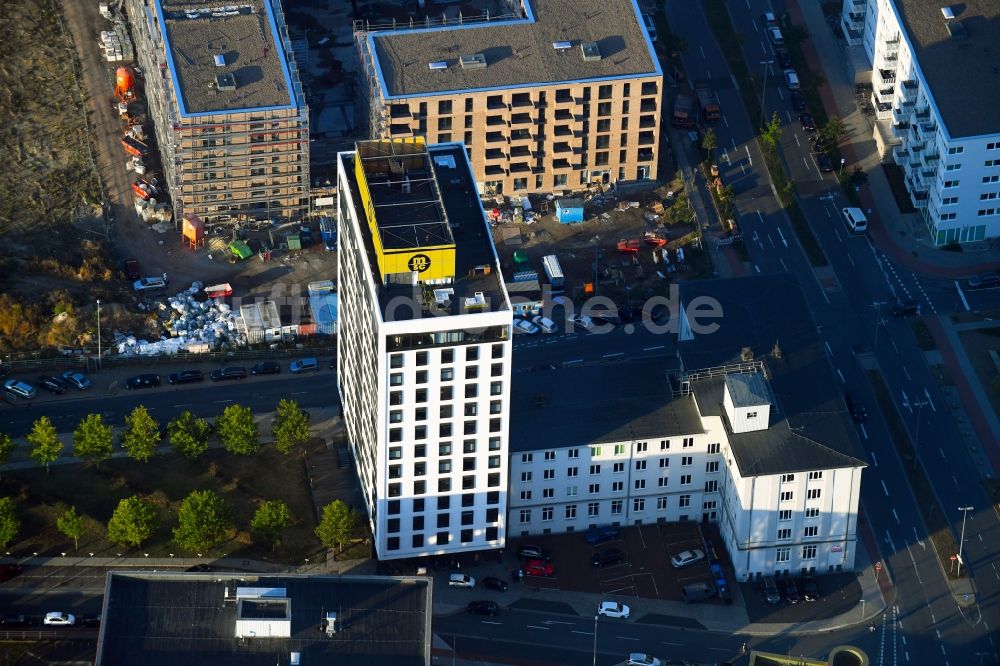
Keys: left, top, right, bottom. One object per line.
{"left": 336, "top": 138, "right": 513, "bottom": 561}
{"left": 509, "top": 276, "right": 867, "bottom": 579}
{"left": 841, "top": 0, "right": 1000, "bottom": 245}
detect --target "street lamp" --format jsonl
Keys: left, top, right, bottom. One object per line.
{"left": 759, "top": 60, "right": 775, "bottom": 126}
{"left": 870, "top": 301, "right": 887, "bottom": 352}
{"left": 593, "top": 235, "right": 600, "bottom": 296}
{"left": 592, "top": 615, "right": 598, "bottom": 666}
{"left": 957, "top": 506, "right": 974, "bottom": 576}
{"left": 840, "top": 157, "right": 847, "bottom": 176}
{"left": 96, "top": 299, "right": 102, "bottom": 370}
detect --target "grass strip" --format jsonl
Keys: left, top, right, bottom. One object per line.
{"left": 866, "top": 370, "right": 964, "bottom": 579}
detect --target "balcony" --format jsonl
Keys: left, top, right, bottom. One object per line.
{"left": 901, "top": 80, "right": 918, "bottom": 99}
{"left": 923, "top": 152, "right": 940, "bottom": 166}
{"left": 511, "top": 96, "right": 533, "bottom": 109}
{"left": 910, "top": 142, "right": 926, "bottom": 152}
{"left": 878, "top": 69, "right": 897, "bottom": 85}
{"left": 510, "top": 113, "right": 534, "bottom": 126}
{"left": 509, "top": 146, "right": 532, "bottom": 158}
{"left": 552, "top": 158, "right": 571, "bottom": 170}
{"left": 509, "top": 162, "right": 531, "bottom": 173}
{"left": 638, "top": 149, "right": 655, "bottom": 163}
{"left": 485, "top": 132, "right": 506, "bottom": 144}
{"left": 915, "top": 106, "right": 930, "bottom": 120}
{"left": 554, "top": 125, "right": 573, "bottom": 137}
{"left": 920, "top": 121, "right": 937, "bottom": 135}
{"left": 486, "top": 116, "right": 506, "bottom": 127}
{"left": 640, "top": 100, "right": 658, "bottom": 113}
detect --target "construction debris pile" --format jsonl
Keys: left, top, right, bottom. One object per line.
{"left": 116, "top": 282, "right": 242, "bottom": 355}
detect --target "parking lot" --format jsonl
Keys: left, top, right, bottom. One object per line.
{"left": 508, "top": 522, "right": 735, "bottom": 605}
{"left": 740, "top": 572, "right": 863, "bottom": 623}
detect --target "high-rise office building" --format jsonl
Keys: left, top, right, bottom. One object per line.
{"left": 336, "top": 138, "right": 513, "bottom": 560}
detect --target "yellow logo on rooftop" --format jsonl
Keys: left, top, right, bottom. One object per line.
{"left": 354, "top": 138, "right": 456, "bottom": 283}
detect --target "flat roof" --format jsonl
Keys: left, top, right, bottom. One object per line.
{"left": 509, "top": 355, "right": 704, "bottom": 452}
{"left": 97, "top": 572, "right": 431, "bottom": 666}
{"left": 156, "top": 0, "right": 296, "bottom": 116}
{"left": 891, "top": 0, "right": 1000, "bottom": 138}
{"left": 371, "top": 0, "right": 659, "bottom": 97}
{"left": 680, "top": 275, "right": 867, "bottom": 476}
{"left": 343, "top": 143, "right": 508, "bottom": 320}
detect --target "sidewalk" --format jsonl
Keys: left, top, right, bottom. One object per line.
{"left": 786, "top": 0, "right": 1000, "bottom": 279}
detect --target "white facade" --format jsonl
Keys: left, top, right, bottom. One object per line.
{"left": 336, "top": 144, "right": 513, "bottom": 561}
{"left": 842, "top": 0, "right": 1000, "bottom": 245}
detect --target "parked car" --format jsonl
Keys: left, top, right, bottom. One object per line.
{"left": 517, "top": 545, "right": 552, "bottom": 562}
{"left": 785, "top": 578, "right": 801, "bottom": 604}
{"left": 568, "top": 314, "right": 595, "bottom": 331}
{"left": 681, "top": 582, "right": 716, "bottom": 604}
{"left": 627, "top": 655, "right": 661, "bottom": 666}
{"left": 43, "top": 612, "right": 76, "bottom": 626}
{"left": 167, "top": 370, "right": 204, "bottom": 385}
{"left": 617, "top": 305, "right": 642, "bottom": 323}
{"left": 513, "top": 319, "right": 540, "bottom": 335}
{"left": 0, "top": 564, "right": 23, "bottom": 583}
{"left": 761, "top": 576, "right": 782, "bottom": 604}
{"left": 523, "top": 559, "right": 554, "bottom": 577}
{"left": 531, "top": 315, "right": 558, "bottom": 333}
{"left": 761, "top": 11, "right": 776, "bottom": 26}
{"left": 585, "top": 525, "right": 620, "bottom": 544}
{"left": 801, "top": 576, "right": 820, "bottom": 601}
{"left": 790, "top": 91, "right": 807, "bottom": 112}
{"left": 783, "top": 69, "right": 800, "bottom": 89}
{"left": 133, "top": 276, "right": 168, "bottom": 292}
{"left": 61, "top": 371, "right": 92, "bottom": 390}
{"left": 775, "top": 47, "right": 791, "bottom": 68}
{"left": 250, "top": 361, "right": 281, "bottom": 376}
{"left": 482, "top": 576, "right": 508, "bottom": 592}
{"left": 0, "top": 614, "right": 28, "bottom": 627}
{"left": 3, "top": 379, "right": 36, "bottom": 400}
{"left": 466, "top": 600, "right": 499, "bottom": 616}
{"left": 767, "top": 26, "right": 784, "bottom": 45}
{"left": 210, "top": 366, "right": 247, "bottom": 382}
{"left": 80, "top": 615, "right": 102, "bottom": 627}
{"left": 122, "top": 258, "right": 141, "bottom": 280}
{"left": 844, "top": 390, "right": 868, "bottom": 422}
{"left": 892, "top": 298, "right": 922, "bottom": 317}
{"left": 290, "top": 357, "right": 319, "bottom": 373}
{"left": 592, "top": 548, "right": 626, "bottom": 567}
{"left": 967, "top": 272, "right": 1000, "bottom": 290}
{"left": 670, "top": 549, "right": 706, "bottom": 569}
{"left": 448, "top": 574, "right": 476, "bottom": 589}
{"left": 185, "top": 564, "right": 213, "bottom": 572}
{"left": 816, "top": 152, "right": 834, "bottom": 173}
{"left": 125, "top": 374, "right": 160, "bottom": 390}
{"left": 799, "top": 113, "right": 816, "bottom": 131}
{"left": 597, "top": 601, "right": 630, "bottom": 619}
{"left": 36, "top": 375, "right": 68, "bottom": 394}
{"left": 641, "top": 12, "right": 657, "bottom": 42}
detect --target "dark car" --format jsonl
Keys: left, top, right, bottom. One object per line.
{"left": 80, "top": 614, "right": 102, "bottom": 627}
{"left": 167, "top": 370, "right": 204, "bottom": 385}
{"left": 816, "top": 153, "right": 834, "bottom": 173}
{"left": 584, "top": 525, "right": 620, "bottom": 544}
{"left": 790, "top": 91, "right": 807, "bottom": 112}
{"left": 591, "top": 548, "right": 626, "bottom": 567}
{"left": 892, "top": 298, "right": 922, "bottom": 317}
{"left": 799, "top": 113, "right": 817, "bottom": 132}
{"left": 466, "top": 600, "right": 499, "bottom": 616}
{"left": 0, "top": 564, "right": 23, "bottom": 583}
{"left": 617, "top": 305, "right": 642, "bottom": 323}
{"left": 122, "top": 258, "right": 141, "bottom": 281}
{"left": 185, "top": 563, "right": 213, "bottom": 572}
{"left": 517, "top": 544, "right": 552, "bottom": 562}
{"left": 785, "top": 578, "right": 801, "bottom": 603}
{"left": 210, "top": 366, "right": 248, "bottom": 382}
{"left": 36, "top": 375, "right": 68, "bottom": 394}
{"left": 589, "top": 314, "right": 621, "bottom": 327}
{"left": 775, "top": 48, "right": 792, "bottom": 69}
{"left": 968, "top": 272, "right": 1000, "bottom": 290}
{"left": 125, "top": 374, "right": 160, "bottom": 390}
{"left": 328, "top": 357, "right": 336, "bottom": 370}
{"left": 482, "top": 576, "right": 509, "bottom": 592}
{"left": 250, "top": 361, "right": 281, "bottom": 376}
{"left": 844, "top": 391, "right": 868, "bottom": 422}
{"left": 761, "top": 576, "right": 781, "bottom": 604}
{"left": 801, "top": 576, "right": 820, "bottom": 601}
{"left": 0, "top": 614, "right": 28, "bottom": 627}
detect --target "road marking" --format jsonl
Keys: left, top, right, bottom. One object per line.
{"left": 700, "top": 46, "right": 706, "bottom": 59}
{"left": 603, "top": 352, "right": 624, "bottom": 358}
{"left": 939, "top": 447, "right": 945, "bottom": 459}
{"left": 172, "top": 403, "right": 192, "bottom": 408}
{"left": 870, "top": 450, "right": 877, "bottom": 466}
{"left": 617, "top": 636, "right": 640, "bottom": 641}
{"left": 786, "top": 110, "right": 792, "bottom": 123}
{"left": 768, "top": 234, "right": 775, "bottom": 247}
{"left": 755, "top": 264, "right": 761, "bottom": 273}
{"left": 707, "top": 648, "right": 730, "bottom": 652}
{"left": 848, "top": 253, "right": 855, "bottom": 266}
{"left": 482, "top": 620, "right": 502, "bottom": 625}
{"left": 779, "top": 257, "right": 787, "bottom": 271}
{"left": 913, "top": 527, "right": 925, "bottom": 549}
{"left": 886, "top": 530, "right": 896, "bottom": 553}
{"left": 902, "top": 366, "right": 911, "bottom": 380}
{"left": 905, "top": 652, "right": 909, "bottom": 662}
{"left": 836, "top": 369, "right": 845, "bottom": 383}
{"left": 746, "top": 145, "right": 752, "bottom": 166}
{"left": 290, "top": 391, "right": 308, "bottom": 395}
{"left": 663, "top": 642, "right": 683, "bottom": 646}
{"left": 924, "top": 387, "right": 935, "bottom": 412}
{"left": 213, "top": 399, "right": 233, "bottom": 404}
{"left": 724, "top": 116, "right": 729, "bottom": 128}
{"left": 860, "top": 423, "right": 868, "bottom": 440}
{"left": 527, "top": 625, "right": 550, "bottom": 630}
{"left": 893, "top": 508, "right": 900, "bottom": 524}
{"left": 643, "top": 345, "right": 664, "bottom": 351}
{"left": 940, "top": 646, "right": 946, "bottom": 655}
{"left": 882, "top": 480, "right": 889, "bottom": 496}
{"left": 572, "top": 630, "right": 593, "bottom": 636}
{"left": 564, "top": 359, "right": 583, "bottom": 365}
{"left": 833, "top": 226, "right": 843, "bottom": 243}
{"left": 795, "top": 134, "right": 801, "bottom": 147}
{"left": 824, "top": 342, "right": 832, "bottom": 356}
{"left": 955, "top": 281, "right": 970, "bottom": 311}
{"left": 777, "top": 228, "right": 788, "bottom": 248}
{"left": 902, "top": 390, "right": 912, "bottom": 413}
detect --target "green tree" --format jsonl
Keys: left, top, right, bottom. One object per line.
{"left": 0, "top": 432, "right": 13, "bottom": 475}
{"left": 251, "top": 500, "right": 293, "bottom": 550}
{"left": 173, "top": 490, "right": 231, "bottom": 553}
{"left": 272, "top": 399, "right": 310, "bottom": 455}
{"left": 760, "top": 111, "right": 782, "bottom": 151}
{"left": 27, "top": 416, "right": 62, "bottom": 473}
{"left": 315, "top": 500, "right": 358, "bottom": 552}
{"left": 701, "top": 127, "right": 717, "bottom": 159}
{"left": 106, "top": 496, "right": 158, "bottom": 548}
{"left": 73, "top": 413, "right": 113, "bottom": 465}
{"left": 216, "top": 404, "right": 259, "bottom": 456}
{"left": 56, "top": 506, "right": 86, "bottom": 550}
{"left": 0, "top": 498, "right": 19, "bottom": 549}
{"left": 122, "top": 405, "right": 159, "bottom": 463}
{"left": 168, "top": 411, "right": 212, "bottom": 459}
{"left": 848, "top": 166, "right": 869, "bottom": 188}
{"left": 820, "top": 115, "right": 846, "bottom": 148}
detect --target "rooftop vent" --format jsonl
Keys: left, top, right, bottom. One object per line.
{"left": 740, "top": 346, "right": 754, "bottom": 362}
{"left": 215, "top": 72, "right": 237, "bottom": 91}
{"left": 213, "top": 53, "right": 225, "bottom": 67}
{"left": 428, "top": 60, "right": 448, "bottom": 70}
{"left": 940, "top": 6, "right": 955, "bottom": 20}
{"left": 581, "top": 41, "right": 602, "bottom": 61}
{"left": 460, "top": 53, "right": 487, "bottom": 69}
{"left": 552, "top": 41, "right": 572, "bottom": 50}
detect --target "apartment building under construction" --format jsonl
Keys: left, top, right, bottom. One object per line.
{"left": 356, "top": 0, "right": 662, "bottom": 196}
{"left": 123, "top": 0, "right": 309, "bottom": 224}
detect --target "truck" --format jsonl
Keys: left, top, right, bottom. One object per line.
{"left": 121, "top": 134, "right": 150, "bottom": 158}
{"left": 670, "top": 93, "right": 696, "bottom": 129}
{"left": 541, "top": 254, "right": 564, "bottom": 293}
{"left": 695, "top": 83, "right": 721, "bottom": 122}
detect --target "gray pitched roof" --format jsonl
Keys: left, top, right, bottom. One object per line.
{"left": 681, "top": 275, "right": 867, "bottom": 476}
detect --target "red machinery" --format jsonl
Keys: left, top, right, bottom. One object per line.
{"left": 115, "top": 67, "right": 135, "bottom": 102}
{"left": 643, "top": 232, "right": 667, "bottom": 248}
{"left": 617, "top": 239, "right": 641, "bottom": 254}
{"left": 121, "top": 134, "right": 150, "bottom": 157}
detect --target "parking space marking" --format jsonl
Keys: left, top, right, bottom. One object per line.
{"left": 882, "top": 480, "right": 889, "bottom": 496}
{"left": 482, "top": 620, "right": 502, "bottom": 625}
{"left": 526, "top": 625, "right": 549, "bottom": 630}
{"left": 572, "top": 630, "right": 593, "bottom": 636}
{"left": 663, "top": 641, "right": 683, "bottom": 646}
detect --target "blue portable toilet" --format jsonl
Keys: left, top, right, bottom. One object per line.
{"left": 555, "top": 198, "right": 584, "bottom": 224}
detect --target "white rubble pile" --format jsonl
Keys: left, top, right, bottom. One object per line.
{"left": 116, "top": 281, "right": 244, "bottom": 355}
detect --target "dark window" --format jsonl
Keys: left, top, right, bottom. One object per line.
{"left": 437, "top": 531, "right": 450, "bottom": 545}
{"left": 390, "top": 391, "right": 403, "bottom": 405}
{"left": 464, "top": 421, "right": 477, "bottom": 435}
{"left": 415, "top": 407, "right": 427, "bottom": 421}
{"left": 487, "top": 491, "right": 500, "bottom": 504}
{"left": 388, "top": 518, "right": 400, "bottom": 533}
{"left": 388, "top": 500, "right": 401, "bottom": 515}
{"left": 597, "top": 118, "right": 611, "bottom": 132}
{"left": 461, "top": 529, "right": 474, "bottom": 543}
{"left": 486, "top": 526, "right": 499, "bottom": 541}
{"left": 414, "top": 462, "right": 426, "bottom": 477}
{"left": 440, "top": 423, "right": 452, "bottom": 437}
{"left": 438, "top": 496, "right": 450, "bottom": 510}
{"left": 440, "top": 405, "right": 453, "bottom": 418}
{"left": 462, "top": 493, "right": 475, "bottom": 507}
{"left": 415, "top": 389, "right": 427, "bottom": 403}
{"left": 438, "top": 117, "right": 453, "bottom": 131}
{"left": 437, "top": 513, "right": 450, "bottom": 528}
{"left": 389, "top": 483, "right": 401, "bottom": 497}
{"left": 413, "top": 480, "right": 426, "bottom": 495}
{"left": 441, "top": 386, "right": 453, "bottom": 400}
{"left": 463, "top": 457, "right": 476, "bottom": 471}
{"left": 463, "top": 475, "right": 475, "bottom": 490}
{"left": 389, "top": 464, "right": 401, "bottom": 479}
{"left": 390, "top": 354, "right": 404, "bottom": 368}
{"left": 598, "top": 84, "right": 612, "bottom": 99}
{"left": 412, "top": 534, "right": 424, "bottom": 548}
{"left": 488, "top": 474, "right": 501, "bottom": 488}
{"left": 466, "top": 365, "right": 479, "bottom": 379}
{"left": 414, "top": 425, "right": 427, "bottom": 440}
{"left": 465, "top": 384, "right": 478, "bottom": 398}
{"left": 491, "top": 363, "right": 503, "bottom": 377}
{"left": 387, "top": 536, "right": 400, "bottom": 550}
{"left": 465, "top": 98, "right": 473, "bottom": 112}
{"left": 466, "top": 347, "right": 479, "bottom": 361}
{"left": 390, "top": 428, "right": 402, "bottom": 442}
{"left": 438, "top": 100, "right": 453, "bottom": 114}
{"left": 413, "top": 498, "right": 424, "bottom": 512}
{"left": 492, "top": 344, "right": 504, "bottom": 358}
{"left": 416, "top": 351, "right": 428, "bottom": 366}
{"left": 415, "top": 444, "right": 426, "bottom": 458}
{"left": 416, "top": 370, "right": 427, "bottom": 384}
{"left": 413, "top": 515, "right": 424, "bottom": 530}
{"left": 438, "top": 478, "right": 451, "bottom": 492}
{"left": 461, "top": 510, "right": 474, "bottom": 525}
{"left": 490, "top": 418, "right": 501, "bottom": 432}
{"left": 442, "top": 349, "right": 454, "bottom": 363}
{"left": 486, "top": 507, "right": 499, "bottom": 522}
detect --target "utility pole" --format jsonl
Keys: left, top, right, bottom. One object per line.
{"left": 592, "top": 235, "right": 600, "bottom": 296}
{"left": 870, "top": 301, "right": 887, "bottom": 352}
{"left": 902, "top": 390, "right": 929, "bottom": 449}
{"left": 759, "top": 60, "right": 775, "bottom": 127}
{"left": 592, "top": 615, "right": 598, "bottom": 666}
{"left": 957, "top": 506, "right": 973, "bottom": 576}
{"left": 96, "top": 299, "right": 102, "bottom": 370}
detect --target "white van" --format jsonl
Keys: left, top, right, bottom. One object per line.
{"left": 841, "top": 207, "right": 868, "bottom": 233}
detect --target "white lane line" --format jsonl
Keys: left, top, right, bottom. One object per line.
{"left": 803, "top": 156, "right": 810, "bottom": 170}
{"left": 603, "top": 352, "right": 624, "bottom": 358}
{"left": 786, "top": 110, "right": 793, "bottom": 123}
{"left": 214, "top": 399, "right": 233, "bottom": 404}
{"left": 848, "top": 253, "right": 856, "bottom": 266}
{"left": 746, "top": 145, "right": 752, "bottom": 166}
{"left": 777, "top": 228, "right": 788, "bottom": 247}
{"left": 527, "top": 625, "right": 550, "bottom": 630}
{"left": 572, "top": 630, "right": 593, "bottom": 635}
{"left": 707, "top": 648, "right": 730, "bottom": 652}
{"left": 833, "top": 226, "right": 843, "bottom": 243}
{"left": 564, "top": 359, "right": 583, "bottom": 364}
{"left": 779, "top": 257, "right": 788, "bottom": 271}
{"left": 955, "top": 281, "right": 970, "bottom": 311}
{"left": 837, "top": 369, "right": 845, "bottom": 383}
{"left": 824, "top": 342, "right": 832, "bottom": 356}
{"left": 724, "top": 116, "right": 729, "bottom": 128}
{"left": 290, "top": 391, "right": 308, "bottom": 395}
{"left": 617, "top": 636, "right": 640, "bottom": 641}
{"left": 755, "top": 264, "right": 761, "bottom": 273}
{"left": 663, "top": 642, "right": 683, "bottom": 646}
{"left": 903, "top": 366, "right": 912, "bottom": 380}
{"left": 768, "top": 234, "right": 775, "bottom": 247}
{"left": 924, "top": 387, "right": 936, "bottom": 412}
{"left": 643, "top": 345, "right": 665, "bottom": 351}
{"left": 860, "top": 423, "right": 869, "bottom": 440}
{"left": 940, "top": 646, "right": 946, "bottom": 655}
{"left": 870, "top": 450, "right": 877, "bottom": 466}
{"left": 893, "top": 508, "right": 901, "bottom": 524}
{"left": 905, "top": 652, "right": 910, "bottom": 662}
{"left": 700, "top": 46, "right": 706, "bottom": 59}
{"left": 482, "top": 620, "right": 502, "bottom": 625}
{"left": 939, "top": 447, "right": 945, "bottom": 459}
{"left": 172, "top": 403, "right": 192, "bottom": 408}
{"left": 795, "top": 134, "right": 801, "bottom": 147}
{"left": 882, "top": 480, "right": 889, "bottom": 496}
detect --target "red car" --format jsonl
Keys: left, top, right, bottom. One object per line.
{"left": 523, "top": 559, "right": 554, "bottom": 577}
{"left": 122, "top": 258, "right": 140, "bottom": 280}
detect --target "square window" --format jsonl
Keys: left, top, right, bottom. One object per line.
{"left": 415, "top": 351, "right": 428, "bottom": 366}
{"left": 441, "top": 349, "right": 454, "bottom": 363}
{"left": 437, "top": 531, "right": 451, "bottom": 546}
{"left": 438, "top": 478, "right": 451, "bottom": 492}
{"left": 462, "top": 494, "right": 475, "bottom": 508}
{"left": 387, "top": 536, "right": 400, "bottom": 550}
{"left": 412, "top": 498, "right": 424, "bottom": 512}
{"left": 412, "top": 534, "right": 424, "bottom": 548}
{"left": 437, "top": 513, "right": 450, "bottom": 528}
{"left": 388, "top": 500, "right": 400, "bottom": 515}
